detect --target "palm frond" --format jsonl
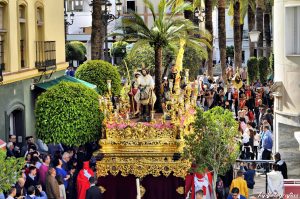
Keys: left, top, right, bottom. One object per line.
{"left": 127, "top": 39, "right": 150, "bottom": 56}
{"left": 143, "top": 0, "right": 156, "bottom": 21}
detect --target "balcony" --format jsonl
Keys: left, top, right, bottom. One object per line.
{"left": 35, "top": 41, "right": 56, "bottom": 71}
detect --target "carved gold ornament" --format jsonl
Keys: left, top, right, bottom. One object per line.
{"left": 176, "top": 186, "right": 184, "bottom": 195}
{"left": 140, "top": 185, "right": 146, "bottom": 197}
{"left": 99, "top": 186, "right": 106, "bottom": 193}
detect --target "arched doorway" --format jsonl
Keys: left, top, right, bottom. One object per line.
{"left": 5, "top": 103, "right": 25, "bottom": 144}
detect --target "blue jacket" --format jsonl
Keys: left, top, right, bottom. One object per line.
{"left": 244, "top": 169, "right": 256, "bottom": 189}
{"left": 25, "top": 191, "right": 47, "bottom": 199}
{"left": 227, "top": 194, "right": 247, "bottom": 199}
{"left": 262, "top": 130, "right": 273, "bottom": 150}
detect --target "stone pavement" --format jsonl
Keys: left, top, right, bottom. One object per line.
{"left": 253, "top": 173, "right": 267, "bottom": 195}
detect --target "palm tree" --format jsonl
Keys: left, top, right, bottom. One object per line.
{"left": 204, "top": 0, "right": 213, "bottom": 76}
{"left": 218, "top": 0, "right": 227, "bottom": 83}
{"left": 233, "top": 0, "right": 242, "bottom": 71}
{"left": 248, "top": 3, "right": 255, "bottom": 57}
{"left": 91, "top": 0, "right": 104, "bottom": 60}
{"left": 112, "top": 0, "right": 210, "bottom": 111}
{"left": 256, "top": 0, "right": 264, "bottom": 57}
{"left": 264, "top": 0, "right": 272, "bottom": 58}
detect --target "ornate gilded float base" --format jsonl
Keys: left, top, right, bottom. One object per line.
{"left": 95, "top": 111, "right": 194, "bottom": 179}
{"left": 96, "top": 156, "right": 190, "bottom": 178}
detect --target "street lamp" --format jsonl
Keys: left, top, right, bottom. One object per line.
{"left": 194, "top": 8, "right": 205, "bottom": 23}
{"left": 248, "top": 30, "right": 261, "bottom": 43}
{"left": 90, "top": 0, "right": 122, "bottom": 61}
{"left": 64, "top": 0, "right": 76, "bottom": 43}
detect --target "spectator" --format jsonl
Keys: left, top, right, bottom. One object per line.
{"left": 56, "top": 175, "right": 66, "bottom": 199}
{"left": 86, "top": 177, "right": 102, "bottom": 199}
{"left": 54, "top": 159, "right": 70, "bottom": 189}
{"left": 267, "top": 164, "right": 284, "bottom": 196}
{"left": 21, "top": 136, "right": 38, "bottom": 156}
{"left": 45, "top": 167, "right": 60, "bottom": 199}
{"left": 227, "top": 187, "right": 247, "bottom": 199}
{"left": 261, "top": 126, "right": 273, "bottom": 172}
{"left": 230, "top": 170, "right": 248, "bottom": 198}
{"left": 36, "top": 139, "right": 49, "bottom": 154}
{"left": 16, "top": 178, "right": 26, "bottom": 198}
{"left": 275, "top": 152, "right": 288, "bottom": 179}
{"left": 24, "top": 166, "right": 39, "bottom": 191}
{"left": 25, "top": 185, "right": 47, "bottom": 199}
{"left": 243, "top": 163, "right": 256, "bottom": 196}
{"left": 66, "top": 166, "right": 76, "bottom": 199}
{"left": 6, "top": 186, "right": 16, "bottom": 199}
{"left": 6, "top": 142, "right": 15, "bottom": 157}
{"left": 61, "top": 152, "right": 70, "bottom": 172}
{"left": 39, "top": 154, "right": 51, "bottom": 189}
{"left": 8, "top": 135, "right": 21, "bottom": 157}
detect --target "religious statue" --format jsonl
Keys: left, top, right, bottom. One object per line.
{"left": 134, "top": 68, "right": 156, "bottom": 121}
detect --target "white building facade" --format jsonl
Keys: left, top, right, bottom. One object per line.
{"left": 65, "top": 0, "right": 160, "bottom": 60}
{"left": 273, "top": 0, "right": 300, "bottom": 178}
{"left": 212, "top": 8, "right": 250, "bottom": 68}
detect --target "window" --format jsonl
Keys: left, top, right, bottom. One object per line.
{"left": 66, "top": 0, "right": 83, "bottom": 12}
{"left": 285, "top": 6, "right": 300, "bottom": 55}
{"left": 126, "top": 1, "right": 136, "bottom": 13}
{"left": 19, "top": 5, "right": 27, "bottom": 68}
{"left": 36, "top": 7, "right": 44, "bottom": 41}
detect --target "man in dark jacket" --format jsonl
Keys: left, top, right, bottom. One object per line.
{"left": 275, "top": 152, "right": 288, "bottom": 179}
{"left": 86, "top": 177, "right": 102, "bottom": 199}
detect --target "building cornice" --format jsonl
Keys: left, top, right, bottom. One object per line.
{"left": 1, "top": 62, "right": 68, "bottom": 85}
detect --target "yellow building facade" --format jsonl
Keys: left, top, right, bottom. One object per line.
{"left": 0, "top": 0, "right": 67, "bottom": 144}
{"left": 0, "top": 0, "right": 67, "bottom": 83}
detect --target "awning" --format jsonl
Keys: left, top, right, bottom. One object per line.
{"left": 36, "top": 75, "right": 97, "bottom": 91}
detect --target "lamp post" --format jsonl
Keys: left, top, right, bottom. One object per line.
{"left": 194, "top": 8, "right": 205, "bottom": 23}
{"left": 90, "top": 0, "right": 122, "bottom": 61}
{"left": 64, "top": 0, "right": 76, "bottom": 43}
{"left": 249, "top": 30, "right": 272, "bottom": 55}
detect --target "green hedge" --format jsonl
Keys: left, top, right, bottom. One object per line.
{"left": 247, "top": 57, "right": 258, "bottom": 84}
{"left": 65, "top": 41, "right": 87, "bottom": 61}
{"left": 35, "top": 81, "right": 102, "bottom": 146}
{"left": 75, "top": 60, "right": 122, "bottom": 96}
{"left": 258, "top": 56, "right": 269, "bottom": 83}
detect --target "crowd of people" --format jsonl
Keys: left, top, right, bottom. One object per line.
{"left": 2, "top": 136, "right": 102, "bottom": 199}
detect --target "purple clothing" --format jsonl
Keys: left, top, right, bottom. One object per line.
{"left": 39, "top": 163, "right": 49, "bottom": 187}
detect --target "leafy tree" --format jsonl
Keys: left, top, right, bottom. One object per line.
{"left": 184, "top": 106, "right": 240, "bottom": 198}
{"left": 226, "top": 46, "right": 234, "bottom": 60}
{"left": 65, "top": 41, "right": 87, "bottom": 62}
{"left": 0, "top": 150, "right": 24, "bottom": 193}
{"left": 258, "top": 56, "right": 269, "bottom": 83}
{"left": 76, "top": 60, "right": 122, "bottom": 96}
{"left": 183, "top": 46, "right": 204, "bottom": 79}
{"left": 35, "top": 82, "right": 102, "bottom": 146}
{"left": 247, "top": 57, "right": 258, "bottom": 83}
{"left": 112, "top": 0, "right": 210, "bottom": 111}
{"left": 110, "top": 41, "right": 128, "bottom": 58}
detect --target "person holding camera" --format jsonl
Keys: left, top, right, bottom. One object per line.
{"left": 25, "top": 185, "right": 47, "bottom": 199}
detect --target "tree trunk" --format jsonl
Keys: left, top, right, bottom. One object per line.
{"left": 218, "top": 0, "right": 227, "bottom": 84}
{"left": 154, "top": 46, "right": 163, "bottom": 113}
{"left": 91, "top": 0, "right": 104, "bottom": 60}
{"left": 233, "top": 0, "right": 242, "bottom": 72}
{"left": 256, "top": 0, "right": 264, "bottom": 57}
{"left": 205, "top": 0, "right": 213, "bottom": 77}
{"left": 248, "top": 4, "right": 255, "bottom": 57}
{"left": 264, "top": 2, "right": 272, "bottom": 58}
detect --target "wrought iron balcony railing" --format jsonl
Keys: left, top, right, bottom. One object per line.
{"left": 35, "top": 41, "right": 56, "bottom": 71}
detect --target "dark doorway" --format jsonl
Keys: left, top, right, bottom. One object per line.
{"left": 127, "top": 1, "right": 136, "bottom": 13}
{"left": 6, "top": 107, "right": 25, "bottom": 145}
